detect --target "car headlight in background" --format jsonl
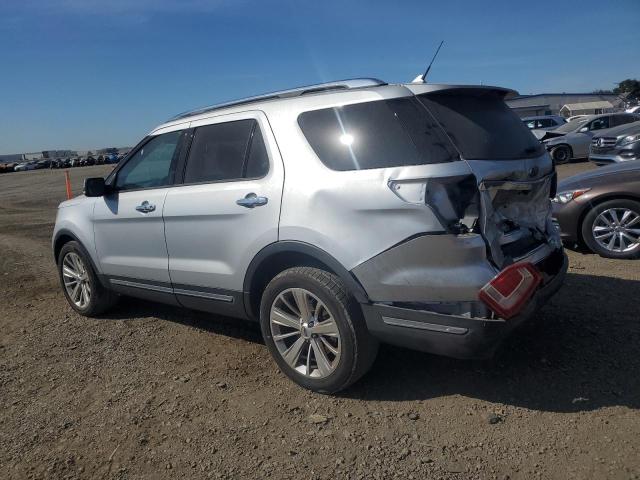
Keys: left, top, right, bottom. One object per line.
{"left": 617, "top": 133, "right": 640, "bottom": 147}
{"left": 551, "top": 188, "right": 590, "bottom": 204}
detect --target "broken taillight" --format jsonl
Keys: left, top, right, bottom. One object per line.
{"left": 478, "top": 263, "right": 542, "bottom": 319}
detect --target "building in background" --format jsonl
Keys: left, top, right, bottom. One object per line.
{"left": 507, "top": 93, "right": 623, "bottom": 118}
{"left": 559, "top": 101, "right": 616, "bottom": 118}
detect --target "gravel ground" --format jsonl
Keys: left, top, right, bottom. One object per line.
{"left": 0, "top": 163, "right": 639, "bottom": 480}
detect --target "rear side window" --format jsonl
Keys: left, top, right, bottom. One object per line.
{"left": 612, "top": 114, "right": 638, "bottom": 127}
{"left": 184, "top": 120, "right": 270, "bottom": 183}
{"left": 418, "top": 91, "right": 544, "bottom": 160}
{"left": 297, "top": 97, "right": 458, "bottom": 171}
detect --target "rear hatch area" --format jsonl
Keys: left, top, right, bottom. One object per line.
{"left": 413, "top": 86, "right": 562, "bottom": 269}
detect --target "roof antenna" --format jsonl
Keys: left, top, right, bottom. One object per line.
{"left": 412, "top": 40, "right": 444, "bottom": 83}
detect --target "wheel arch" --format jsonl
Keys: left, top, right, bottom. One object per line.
{"left": 53, "top": 229, "right": 80, "bottom": 262}
{"left": 53, "top": 229, "right": 107, "bottom": 287}
{"left": 550, "top": 143, "right": 573, "bottom": 160}
{"left": 576, "top": 193, "right": 640, "bottom": 246}
{"left": 243, "top": 241, "right": 369, "bottom": 320}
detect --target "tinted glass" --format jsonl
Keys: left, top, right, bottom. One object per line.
{"left": 298, "top": 97, "right": 458, "bottom": 171}
{"left": 418, "top": 92, "right": 544, "bottom": 160}
{"left": 245, "top": 125, "right": 269, "bottom": 178}
{"left": 589, "top": 117, "right": 610, "bottom": 131}
{"left": 612, "top": 114, "right": 637, "bottom": 127}
{"left": 115, "top": 131, "right": 181, "bottom": 190}
{"left": 555, "top": 118, "right": 590, "bottom": 133}
{"left": 184, "top": 120, "right": 254, "bottom": 183}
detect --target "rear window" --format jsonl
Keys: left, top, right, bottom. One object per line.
{"left": 297, "top": 97, "right": 458, "bottom": 171}
{"left": 417, "top": 91, "right": 544, "bottom": 160}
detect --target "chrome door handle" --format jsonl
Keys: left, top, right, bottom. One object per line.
{"left": 236, "top": 193, "right": 268, "bottom": 209}
{"left": 135, "top": 201, "right": 156, "bottom": 213}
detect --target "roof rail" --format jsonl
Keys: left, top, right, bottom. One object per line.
{"left": 168, "top": 78, "right": 387, "bottom": 121}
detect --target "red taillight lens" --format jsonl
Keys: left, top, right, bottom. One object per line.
{"left": 479, "top": 263, "right": 542, "bottom": 319}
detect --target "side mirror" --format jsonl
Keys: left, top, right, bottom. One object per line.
{"left": 84, "top": 177, "right": 106, "bottom": 197}
{"left": 579, "top": 127, "right": 589, "bottom": 133}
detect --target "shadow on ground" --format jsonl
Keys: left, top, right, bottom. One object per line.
{"left": 100, "top": 272, "right": 639, "bottom": 413}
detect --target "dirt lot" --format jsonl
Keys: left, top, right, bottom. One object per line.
{"left": 1, "top": 163, "right": 639, "bottom": 480}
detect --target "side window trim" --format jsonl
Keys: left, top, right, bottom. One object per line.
{"left": 107, "top": 130, "right": 187, "bottom": 193}
{"left": 241, "top": 121, "right": 259, "bottom": 178}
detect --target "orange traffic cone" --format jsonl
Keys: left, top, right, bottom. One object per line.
{"left": 64, "top": 171, "right": 73, "bottom": 200}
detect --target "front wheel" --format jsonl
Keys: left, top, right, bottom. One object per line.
{"left": 260, "top": 267, "right": 378, "bottom": 393}
{"left": 550, "top": 145, "right": 572, "bottom": 165}
{"left": 582, "top": 199, "right": 640, "bottom": 259}
{"left": 58, "top": 241, "right": 117, "bottom": 316}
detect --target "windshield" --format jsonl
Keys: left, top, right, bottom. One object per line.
{"left": 554, "top": 118, "right": 590, "bottom": 133}
{"left": 417, "top": 91, "right": 545, "bottom": 160}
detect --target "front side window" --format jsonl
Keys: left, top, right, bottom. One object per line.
{"left": 417, "top": 91, "right": 544, "bottom": 160}
{"left": 298, "top": 97, "right": 458, "bottom": 171}
{"left": 115, "top": 130, "right": 182, "bottom": 191}
{"left": 589, "top": 117, "right": 610, "bottom": 131}
{"left": 183, "top": 119, "right": 269, "bottom": 183}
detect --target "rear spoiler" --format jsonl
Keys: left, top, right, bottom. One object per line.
{"left": 404, "top": 83, "right": 519, "bottom": 100}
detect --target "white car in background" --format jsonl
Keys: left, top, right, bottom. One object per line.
{"left": 14, "top": 161, "right": 38, "bottom": 172}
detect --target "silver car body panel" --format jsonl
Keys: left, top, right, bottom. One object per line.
{"left": 93, "top": 188, "right": 173, "bottom": 283}
{"left": 352, "top": 233, "right": 496, "bottom": 302}
{"left": 163, "top": 110, "right": 284, "bottom": 292}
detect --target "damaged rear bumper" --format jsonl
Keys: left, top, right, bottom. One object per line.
{"left": 359, "top": 249, "right": 568, "bottom": 359}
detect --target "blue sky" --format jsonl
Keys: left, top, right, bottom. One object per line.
{"left": 1, "top": 0, "right": 638, "bottom": 153}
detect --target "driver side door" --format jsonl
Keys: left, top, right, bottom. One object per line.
{"left": 93, "top": 126, "right": 188, "bottom": 303}
{"left": 575, "top": 116, "right": 610, "bottom": 158}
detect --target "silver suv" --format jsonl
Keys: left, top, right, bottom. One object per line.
{"left": 53, "top": 79, "right": 567, "bottom": 393}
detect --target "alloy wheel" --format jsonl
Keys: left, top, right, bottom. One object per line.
{"left": 592, "top": 208, "right": 640, "bottom": 253}
{"left": 269, "top": 288, "right": 341, "bottom": 378}
{"left": 62, "top": 252, "right": 92, "bottom": 309}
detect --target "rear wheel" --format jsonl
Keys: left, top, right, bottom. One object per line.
{"left": 260, "top": 267, "right": 378, "bottom": 393}
{"left": 582, "top": 199, "right": 640, "bottom": 259}
{"left": 58, "top": 241, "right": 117, "bottom": 316}
{"left": 550, "top": 145, "right": 572, "bottom": 164}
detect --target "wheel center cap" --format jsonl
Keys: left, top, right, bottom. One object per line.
{"left": 301, "top": 320, "right": 314, "bottom": 339}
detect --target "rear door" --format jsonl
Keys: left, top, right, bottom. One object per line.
{"left": 163, "top": 111, "right": 284, "bottom": 315}
{"left": 93, "top": 127, "right": 187, "bottom": 301}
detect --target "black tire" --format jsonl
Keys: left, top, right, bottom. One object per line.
{"left": 550, "top": 145, "right": 572, "bottom": 165}
{"left": 581, "top": 199, "right": 640, "bottom": 259}
{"left": 259, "top": 267, "right": 378, "bottom": 394}
{"left": 57, "top": 241, "right": 118, "bottom": 316}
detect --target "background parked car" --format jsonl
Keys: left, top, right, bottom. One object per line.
{"left": 589, "top": 120, "right": 640, "bottom": 165}
{"left": 14, "top": 161, "right": 38, "bottom": 171}
{"left": 0, "top": 163, "right": 17, "bottom": 173}
{"left": 553, "top": 161, "right": 640, "bottom": 259}
{"left": 36, "top": 159, "right": 52, "bottom": 169}
{"left": 535, "top": 113, "right": 640, "bottom": 164}
{"left": 522, "top": 115, "right": 566, "bottom": 130}
{"left": 626, "top": 105, "right": 640, "bottom": 114}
